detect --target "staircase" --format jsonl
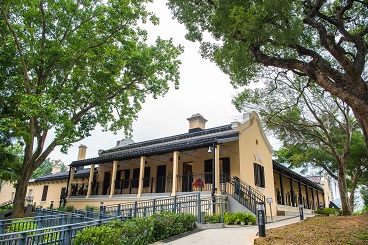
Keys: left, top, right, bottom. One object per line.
{"left": 220, "top": 174, "right": 265, "bottom": 215}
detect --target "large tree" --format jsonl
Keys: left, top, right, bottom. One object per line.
{"left": 0, "top": 0, "right": 183, "bottom": 217}
{"left": 167, "top": 0, "right": 368, "bottom": 149}
{"left": 235, "top": 74, "right": 368, "bottom": 215}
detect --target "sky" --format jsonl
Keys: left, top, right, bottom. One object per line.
{"left": 48, "top": 1, "right": 252, "bottom": 165}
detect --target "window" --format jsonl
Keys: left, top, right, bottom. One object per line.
{"left": 60, "top": 187, "right": 66, "bottom": 198}
{"left": 132, "top": 168, "right": 140, "bottom": 188}
{"left": 204, "top": 159, "right": 213, "bottom": 183}
{"left": 143, "top": 167, "right": 150, "bottom": 188}
{"left": 254, "top": 163, "right": 265, "bottom": 188}
{"left": 41, "top": 185, "right": 49, "bottom": 201}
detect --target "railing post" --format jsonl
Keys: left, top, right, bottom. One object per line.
{"left": 99, "top": 202, "right": 104, "bottom": 220}
{"left": 133, "top": 202, "right": 138, "bottom": 218}
{"left": 197, "top": 192, "right": 201, "bottom": 223}
{"left": 117, "top": 204, "right": 121, "bottom": 217}
{"left": 19, "top": 232, "right": 27, "bottom": 245}
{"left": 152, "top": 199, "right": 156, "bottom": 214}
{"left": 143, "top": 207, "right": 147, "bottom": 217}
{"left": 63, "top": 225, "right": 72, "bottom": 245}
{"left": 172, "top": 196, "right": 177, "bottom": 213}
{"left": 0, "top": 220, "right": 5, "bottom": 235}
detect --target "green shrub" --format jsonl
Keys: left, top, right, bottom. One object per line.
{"left": 0, "top": 205, "right": 13, "bottom": 213}
{"left": 314, "top": 208, "right": 342, "bottom": 216}
{"left": 224, "top": 212, "right": 256, "bottom": 224}
{"left": 75, "top": 212, "right": 196, "bottom": 245}
{"left": 56, "top": 205, "right": 75, "bottom": 212}
{"left": 85, "top": 205, "right": 98, "bottom": 212}
{"left": 354, "top": 206, "right": 367, "bottom": 216}
{"left": 203, "top": 213, "right": 221, "bottom": 223}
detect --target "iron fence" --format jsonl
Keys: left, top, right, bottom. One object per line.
{"left": 0, "top": 193, "right": 227, "bottom": 244}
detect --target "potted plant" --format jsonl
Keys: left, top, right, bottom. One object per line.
{"left": 192, "top": 179, "right": 204, "bottom": 190}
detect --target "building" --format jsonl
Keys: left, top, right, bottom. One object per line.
{"left": 0, "top": 112, "right": 329, "bottom": 217}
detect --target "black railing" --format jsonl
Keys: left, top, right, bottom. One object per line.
{"left": 220, "top": 174, "right": 265, "bottom": 214}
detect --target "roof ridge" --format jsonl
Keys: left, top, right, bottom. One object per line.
{"left": 100, "top": 124, "right": 233, "bottom": 154}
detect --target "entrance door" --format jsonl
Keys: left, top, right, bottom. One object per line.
{"left": 182, "top": 162, "right": 193, "bottom": 192}
{"left": 156, "top": 165, "right": 166, "bottom": 193}
{"left": 102, "top": 172, "right": 111, "bottom": 195}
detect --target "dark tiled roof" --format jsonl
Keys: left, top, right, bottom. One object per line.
{"left": 71, "top": 125, "right": 238, "bottom": 167}
{"left": 306, "top": 176, "right": 322, "bottom": 184}
{"left": 273, "top": 161, "right": 324, "bottom": 191}
{"left": 34, "top": 169, "right": 91, "bottom": 182}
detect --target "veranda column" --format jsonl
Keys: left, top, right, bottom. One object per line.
{"left": 215, "top": 145, "right": 220, "bottom": 194}
{"left": 316, "top": 189, "right": 320, "bottom": 207}
{"left": 279, "top": 172, "right": 285, "bottom": 205}
{"left": 305, "top": 184, "right": 310, "bottom": 209}
{"left": 311, "top": 187, "right": 315, "bottom": 209}
{"left": 109, "top": 161, "right": 118, "bottom": 198}
{"left": 137, "top": 156, "right": 146, "bottom": 197}
{"left": 67, "top": 167, "right": 75, "bottom": 196}
{"left": 171, "top": 151, "right": 179, "bottom": 196}
{"left": 290, "top": 177, "right": 295, "bottom": 207}
{"left": 86, "top": 164, "right": 95, "bottom": 198}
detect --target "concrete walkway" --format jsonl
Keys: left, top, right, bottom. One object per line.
{"left": 153, "top": 215, "right": 313, "bottom": 245}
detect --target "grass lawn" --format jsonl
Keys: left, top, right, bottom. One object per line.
{"left": 255, "top": 213, "right": 368, "bottom": 245}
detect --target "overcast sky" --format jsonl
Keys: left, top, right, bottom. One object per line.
{"left": 48, "top": 0, "right": 274, "bottom": 165}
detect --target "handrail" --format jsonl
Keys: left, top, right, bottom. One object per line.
{"left": 220, "top": 173, "right": 265, "bottom": 214}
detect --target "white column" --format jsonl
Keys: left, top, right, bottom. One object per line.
{"left": 109, "top": 161, "right": 118, "bottom": 198}
{"left": 171, "top": 151, "right": 179, "bottom": 196}
{"left": 215, "top": 145, "right": 221, "bottom": 194}
{"left": 86, "top": 164, "right": 95, "bottom": 198}
{"left": 137, "top": 156, "right": 146, "bottom": 197}
{"left": 67, "top": 167, "right": 75, "bottom": 197}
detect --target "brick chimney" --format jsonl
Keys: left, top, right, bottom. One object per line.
{"left": 77, "top": 144, "right": 87, "bottom": 160}
{"left": 51, "top": 166, "right": 61, "bottom": 174}
{"left": 187, "top": 113, "right": 207, "bottom": 133}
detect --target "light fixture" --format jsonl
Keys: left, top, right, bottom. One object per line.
{"left": 208, "top": 146, "right": 212, "bottom": 153}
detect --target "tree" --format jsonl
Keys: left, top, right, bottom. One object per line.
{"left": 235, "top": 74, "right": 368, "bottom": 215}
{"left": 167, "top": 0, "right": 368, "bottom": 150}
{"left": 0, "top": 0, "right": 183, "bottom": 217}
{"left": 32, "top": 159, "right": 67, "bottom": 179}
{"left": 0, "top": 142, "right": 23, "bottom": 185}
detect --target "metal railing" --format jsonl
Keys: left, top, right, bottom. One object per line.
{"left": 220, "top": 174, "right": 265, "bottom": 214}
{"left": 0, "top": 193, "right": 227, "bottom": 244}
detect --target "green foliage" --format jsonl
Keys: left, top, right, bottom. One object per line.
{"left": 354, "top": 206, "right": 367, "bottom": 216}
{"left": 1, "top": 0, "right": 183, "bottom": 217}
{"left": 354, "top": 230, "right": 368, "bottom": 241}
{"left": 75, "top": 212, "right": 196, "bottom": 245}
{"left": 361, "top": 187, "right": 368, "bottom": 208}
{"left": 313, "top": 208, "right": 342, "bottom": 216}
{"left": 0, "top": 204, "right": 13, "bottom": 214}
{"left": 0, "top": 142, "right": 23, "bottom": 183}
{"left": 32, "top": 159, "right": 67, "bottom": 179}
{"left": 56, "top": 205, "right": 75, "bottom": 212}
{"left": 224, "top": 212, "right": 255, "bottom": 225}
{"left": 85, "top": 205, "right": 98, "bottom": 212}
{"left": 203, "top": 213, "right": 222, "bottom": 223}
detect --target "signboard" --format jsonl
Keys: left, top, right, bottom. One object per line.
{"left": 266, "top": 198, "right": 273, "bottom": 203}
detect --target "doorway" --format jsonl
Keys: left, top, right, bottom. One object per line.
{"left": 102, "top": 172, "right": 111, "bottom": 195}
{"left": 156, "top": 165, "right": 166, "bottom": 193}
{"left": 182, "top": 162, "right": 193, "bottom": 192}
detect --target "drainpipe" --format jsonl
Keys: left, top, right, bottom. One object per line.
{"left": 211, "top": 142, "right": 216, "bottom": 213}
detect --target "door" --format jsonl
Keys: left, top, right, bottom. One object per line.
{"left": 156, "top": 165, "right": 166, "bottom": 193}
{"left": 102, "top": 172, "right": 111, "bottom": 195}
{"left": 182, "top": 162, "right": 193, "bottom": 192}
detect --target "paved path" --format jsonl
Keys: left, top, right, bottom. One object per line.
{"left": 154, "top": 215, "right": 313, "bottom": 245}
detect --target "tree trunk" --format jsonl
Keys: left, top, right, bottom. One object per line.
{"left": 337, "top": 163, "right": 353, "bottom": 215}
{"left": 11, "top": 159, "right": 34, "bottom": 218}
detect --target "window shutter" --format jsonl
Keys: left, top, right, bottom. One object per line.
{"left": 204, "top": 159, "right": 213, "bottom": 183}
{"left": 143, "top": 167, "right": 151, "bottom": 188}
{"left": 261, "top": 166, "right": 265, "bottom": 187}
{"left": 41, "top": 186, "right": 49, "bottom": 201}
{"left": 254, "top": 163, "right": 259, "bottom": 186}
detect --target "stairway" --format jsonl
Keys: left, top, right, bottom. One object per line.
{"left": 220, "top": 174, "right": 265, "bottom": 215}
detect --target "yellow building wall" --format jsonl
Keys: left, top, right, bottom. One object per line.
{"left": 237, "top": 113, "right": 276, "bottom": 216}
{"left": 0, "top": 182, "right": 16, "bottom": 204}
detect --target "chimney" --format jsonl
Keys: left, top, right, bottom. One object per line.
{"left": 51, "top": 166, "right": 61, "bottom": 174}
{"left": 187, "top": 113, "right": 207, "bottom": 133}
{"left": 77, "top": 144, "right": 87, "bottom": 160}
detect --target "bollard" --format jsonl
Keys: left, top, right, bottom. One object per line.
{"left": 299, "top": 204, "right": 304, "bottom": 220}
{"left": 257, "top": 202, "right": 266, "bottom": 237}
